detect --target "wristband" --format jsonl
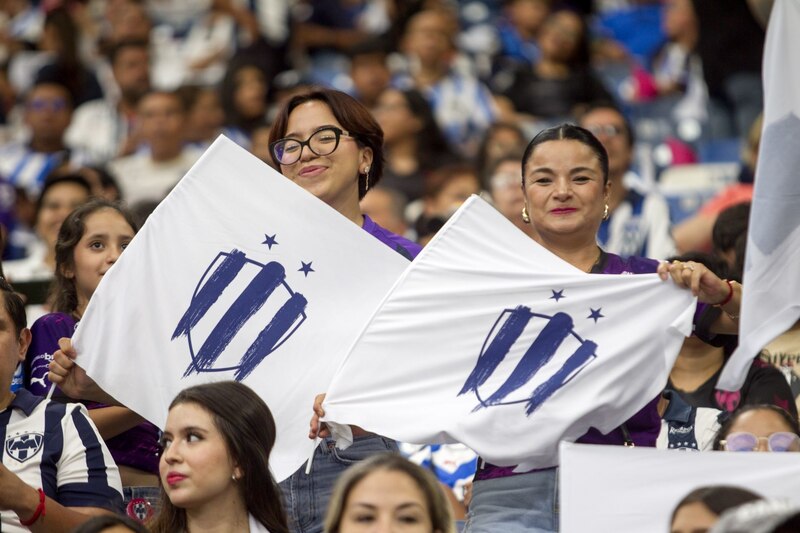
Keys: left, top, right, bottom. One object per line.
{"left": 714, "top": 279, "right": 735, "bottom": 308}
{"left": 20, "top": 488, "right": 46, "bottom": 526}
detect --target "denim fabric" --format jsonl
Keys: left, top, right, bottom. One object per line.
{"left": 280, "top": 434, "right": 397, "bottom": 533}
{"left": 464, "top": 468, "right": 559, "bottom": 533}
{"left": 122, "top": 485, "right": 161, "bottom": 523}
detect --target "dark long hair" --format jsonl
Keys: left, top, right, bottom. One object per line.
{"left": 521, "top": 123, "right": 609, "bottom": 185}
{"left": 150, "top": 382, "right": 289, "bottom": 533}
{"left": 50, "top": 199, "right": 139, "bottom": 314}
{"left": 269, "top": 87, "right": 384, "bottom": 199}
{"left": 396, "top": 88, "right": 456, "bottom": 172}
{"left": 670, "top": 485, "right": 763, "bottom": 525}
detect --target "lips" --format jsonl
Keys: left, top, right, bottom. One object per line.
{"left": 550, "top": 207, "right": 577, "bottom": 215}
{"left": 166, "top": 473, "right": 187, "bottom": 486}
{"left": 298, "top": 165, "right": 326, "bottom": 177}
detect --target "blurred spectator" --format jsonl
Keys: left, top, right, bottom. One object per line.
{"left": 422, "top": 162, "right": 482, "bottom": 222}
{"left": 347, "top": 39, "right": 391, "bottom": 110}
{"left": 692, "top": 0, "right": 765, "bottom": 138}
{"left": 487, "top": 153, "right": 536, "bottom": 239}
{"left": 579, "top": 104, "right": 676, "bottom": 259}
{"left": 492, "top": 0, "right": 550, "bottom": 71}
{"left": 372, "top": 87, "right": 457, "bottom": 202}
{"left": 359, "top": 185, "right": 409, "bottom": 238}
{"left": 33, "top": 7, "right": 103, "bottom": 106}
{"left": 249, "top": 124, "right": 272, "bottom": 164}
{"left": 178, "top": 85, "right": 224, "bottom": 150}
{"left": 66, "top": 39, "right": 151, "bottom": 164}
{"left": 219, "top": 58, "right": 269, "bottom": 148}
{"left": 0, "top": 0, "right": 43, "bottom": 62}
{"left": 108, "top": 90, "right": 200, "bottom": 206}
{"left": 711, "top": 203, "right": 750, "bottom": 278}
{"left": 494, "top": 9, "right": 612, "bottom": 124}
{"left": 673, "top": 114, "right": 761, "bottom": 253}
{"left": 475, "top": 121, "right": 526, "bottom": 185}
{"left": 3, "top": 174, "right": 91, "bottom": 282}
{"left": 397, "top": 7, "right": 497, "bottom": 158}
{"left": 0, "top": 81, "right": 79, "bottom": 199}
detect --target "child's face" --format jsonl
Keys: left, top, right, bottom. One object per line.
{"left": 67, "top": 209, "right": 135, "bottom": 316}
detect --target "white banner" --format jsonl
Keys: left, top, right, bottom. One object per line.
{"left": 73, "top": 136, "right": 410, "bottom": 481}
{"left": 323, "top": 196, "right": 696, "bottom": 471}
{"left": 560, "top": 442, "right": 800, "bottom": 532}
{"left": 719, "top": 0, "right": 800, "bottom": 390}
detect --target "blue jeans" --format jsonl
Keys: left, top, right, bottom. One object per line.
{"left": 122, "top": 486, "right": 161, "bottom": 523}
{"left": 464, "top": 468, "right": 559, "bottom": 533}
{"left": 280, "top": 435, "right": 397, "bottom": 533}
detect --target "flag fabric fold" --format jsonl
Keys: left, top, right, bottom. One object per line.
{"left": 323, "top": 196, "right": 696, "bottom": 471}
{"left": 718, "top": 0, "right": 800, "bottom": 391}
{"left": 72, "top": 136, "right": 410, "bottom": 481}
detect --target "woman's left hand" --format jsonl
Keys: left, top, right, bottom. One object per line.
{"left": 657, "top": 259, "right": 731, "bottom": 305}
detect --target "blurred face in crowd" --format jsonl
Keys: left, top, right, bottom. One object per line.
{"left": 160, "top": 402, "right": 243, "bottom": 511}
{"left": 278, "top": 100, "right": 372, "bottom": 213}
{"left": 0, "top": 292, "right": 30, "bottom": 399}
{"left": 339, "top": 469, "right": 436, "bottom": 533}
{"left": 426, "top": 171, "right": 481, "bottom": 218}
{"left": 186, "top": 88, "right": 224, "bottom": 144}
{"left": 66, "top": 208, "right": 135, "bottom": 314}
{"left": 663, "top": 0, "right": 697, "bottom": 41}
{"left": 233, "top": 66, "right": 267, "bottom": 120}
{"left": 24, "top": 83, "right": 73, "bottom": 145}
{"left": 113, "top": 45, "right": 151, "bottom": 104}
{"left": 373, "top": 89, "right": 421, "bottom": 145}
{"left": 506, "top": 0, "right": 550, "bottom": 37}
{"left": 138, "top": 92, "right": 186, "bottom": 159}
{"left": 481, "top": 125, "right": 525, "bottom": 171}
{"left": 579, "top": 107, "right": 632, "bottom": 180}
{"left": 538, "top": 10, "right": 583, "bottom": 64}
{"left": 523, "top": 139, "right": 609, "bottom": 244}
{"left": 490, "top": 160, "right": 527, "bottom": 230}
{"left": 722, "top": 408, "right": 800, "bottom": 452}
{"left": 670, "top": 501, "right": 719, "bottom": 533}
{"left": 402, "top": 10, "right": 456, "bottom": 67}
{"left": 360, "top": 187, "right": 407, "bottom": 236}
{"left": 351, "top": 53, "right": 391, "bottom": 109}
{"left": 35, "top": 182, "right": 91, "bottom": 249}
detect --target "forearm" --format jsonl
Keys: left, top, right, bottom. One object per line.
{"left": 87, "top": 406, "right": 144, "bottom": 440}
{"left": 709, "top": 281, "right": 742, "bottom": 335}
{"left": 12, "top": 485, "right": 112, "bottom": 533}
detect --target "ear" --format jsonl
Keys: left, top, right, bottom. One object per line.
{"left": 359, "top": 147, "right": 374, "bottom": 173}
{"left": 60, "top": 261, "right": 75, "bottom": 280}
{"left": 233, "top": 465, "right": 243, "bottom": 480}
{"left": 17, "top": 328, "right": 32, "bottom": 364}
{"left": 603, "top": 180, "right": 611, "bottom": 203}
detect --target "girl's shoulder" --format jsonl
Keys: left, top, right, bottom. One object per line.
{"left": 30, "top": 312, "right": 78, "bottom": 336}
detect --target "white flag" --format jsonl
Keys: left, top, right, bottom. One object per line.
{"left": 72, "top": 136, "right": 409, "bottom": 481}
{"left": 719, "top": 0, "right": 800, "bottom": 390}
{"left": 323, "top": 197, "right": 696, "bottom": 471}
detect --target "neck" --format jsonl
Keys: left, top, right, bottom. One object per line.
{"left": 29, "top": 137, "right": 66, "bottom": 153}
{"left": 332, "top": 194, "right": 365, "bottom": 227}
{"left": 533, "top": 233, "right": 600, "bottom": 272}
{"left": 186, "top": 495, "right": 249, "bottom": 533}
{"left": 535, "top": 60, "right": 569, "bottom": 78}
{"left": 413, "top": 62, "right": 447, "bottom": 87}
{"left": 607, "top": 176, "right": 627, "bottom": 213}
{"left": 386, "top": 138, "right": 420, "bottom": 173}
{"left": 0, "top": 390, "right": 14, "bottom": 412}
{"left": 151, "top": 145, "right": 183, "bottom": 162}
{"left": 670, "top": 342, "right": 725, "bottom": 392}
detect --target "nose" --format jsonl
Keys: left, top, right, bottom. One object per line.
{"left": 756, "top": 438, "right": 770, "bottom": 452}
{"left": 107, "top": 245, "right": 124, "bottom": 264}
{"left": 298, "top": 143, "right": 315, "bottom": 162}
{"left": 162, "top": 442, "right": 181, "bottom": 464}
{"left": 552, "top": 176, "right": 572, "bottom": 199}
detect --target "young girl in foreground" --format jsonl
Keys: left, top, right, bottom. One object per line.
{"left": 24, "top": 199, "right": 162, "bottom": 521}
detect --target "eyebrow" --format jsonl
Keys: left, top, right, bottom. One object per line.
{"left": 350, "top": 502, "right": 425, "bottom": 511}
{"left": 529, "top": 166, "right": 598, "bottom": 175}
{"left": 283, "top": 124, "right": 339, "bottom": 139}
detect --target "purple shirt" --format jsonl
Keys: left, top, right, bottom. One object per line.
{"left": 362, "top": 215, "right": 422, "bottom": 260}
{"left": 476, "top": 251, "right": 716, "bottom": 480}
{"left": 25, "top": 312, "right": 161, "bottom": 474}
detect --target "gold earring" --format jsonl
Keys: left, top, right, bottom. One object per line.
{"left": 522, "top": 206, "right": 530, "bottom": 223}
{"left": 603, "top": 203, "right": 609, "bottom": 220}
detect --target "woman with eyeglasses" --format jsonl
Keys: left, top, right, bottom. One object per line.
{"left": 713, "top": 404, "right": 800, "bottom": 452}
{"left": 268, "top": 88, "right": 422, "bottom": 533}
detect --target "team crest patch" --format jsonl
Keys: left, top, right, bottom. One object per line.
{"left": 126, "top": 497, "right": 154, "bottom": 522}
{"left": 5, "top": 432, "right": 44, "bottom": 462}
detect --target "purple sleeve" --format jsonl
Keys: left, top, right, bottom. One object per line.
{"left": 24, "top": 313, "right": 77, "bottom": 397}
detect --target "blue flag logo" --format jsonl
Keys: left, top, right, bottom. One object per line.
{"left": 172, "top": 237, "right": 310, "bottom": 381}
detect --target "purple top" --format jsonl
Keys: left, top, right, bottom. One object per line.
{"left": 25, "top": 312, "right": 161, "bottom": 474}
{"left": 476, "top": 251, "right": 717, "bottom": 480}
{"left": 362, "top": 214, "right": 422, "bottom": 260}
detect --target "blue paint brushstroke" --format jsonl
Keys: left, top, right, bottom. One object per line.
{"left": 184, "top": 261, "right": 285, "bottom": 376}
{"left": 459, "top": 306, "right": 533, "bottom": 396}
{"left": 481, "top": 312, "right": 573, "bottom": 407}
{"left": 234, "top": 292, "right": 308, "bottom": 381}
{"left": 173, "top": 250, "right": 247, "bottom": 339}
{"left": 525, "top": 340, "right": 597, "bottom": 415}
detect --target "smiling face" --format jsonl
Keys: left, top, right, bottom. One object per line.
{"left": 159, "top": 402, "right": 242, "bottom": 512}
{"left": 65, "top": 208, "right": 135, "bottom": 316}
{"left": 340, "top": 469, "right": 435, "bottom": 533}
{"left": 523, "top": 139, "right": 609, "bottom": 244}
{"left": 278, "top": 100, "right": 372, "bottom": 215}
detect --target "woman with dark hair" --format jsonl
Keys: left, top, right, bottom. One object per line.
{"left": 219, "top": 59, "right": 270, "bottom": 148}
{"left": 713, "top": 404, "right": 800, "bottom": 452}
{"left": 495, "top": 10, "right": 612, "bottom": 120}
{"left": 324, "top": 453, "right": 455, "bottom": 533}
{"left": 670, "top": 485, "right": 763, "bottom": 533}
{"left": 460, "top": 123, "right": 741, "bottom": 532}
{"left": 373, "top": 87, "right": 457, "bottom": 201}
{"left": 153, "top": 381, "right": 288, "bottom": 533}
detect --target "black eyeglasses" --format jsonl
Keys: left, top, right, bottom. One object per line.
{"left": 270, "top": 127, "right": 354, "bottom": 165}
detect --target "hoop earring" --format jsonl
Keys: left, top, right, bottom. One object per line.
{"left": 603, "top": 203, "right": 609, "bottom": 220}
{"left": 521, "top": 206, "right": 530, "bottom": 223}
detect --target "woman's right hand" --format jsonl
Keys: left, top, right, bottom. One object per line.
{"left": 48, "top": 338, "right": 118, "bottom": 405}
{"left": 308, "top": 393, "right": 330, "bottom": 439}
